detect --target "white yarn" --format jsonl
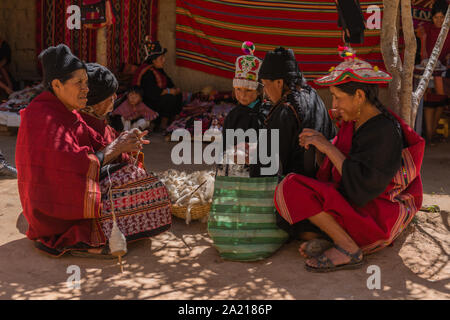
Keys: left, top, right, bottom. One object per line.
{"left": 158, "top": 169, "right": 215, "bottom": 224}
{"left": 109, "top": 221, "right": 127, "bottom": 256}
{"left": 107, "top": 167, "right": 128, "bottom": 257}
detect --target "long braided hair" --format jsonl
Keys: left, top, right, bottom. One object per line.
{"left": 335, "top": 82, "right": 403, "bottom": 139}
{"left": 282, "top": 63, "right": 312, "bottom": 122}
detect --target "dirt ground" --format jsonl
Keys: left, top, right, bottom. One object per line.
{"left": 0, "top": 133, "right": 449, "bottom": 300}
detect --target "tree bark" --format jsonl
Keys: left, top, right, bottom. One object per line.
{"left": 381, "top": 0, "right": 402, "bottom": 115}
{"left": 400, "top": 0, "right": 417, "bottom": 126}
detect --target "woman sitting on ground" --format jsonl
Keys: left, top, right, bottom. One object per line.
{"left": 258, "top": 46, "right": 336, "bottom": 242}
{"left": 133, "top": 39, "right": 182, "bottom": 132}
{"left": 274, "top": 49, "right": 425, "bottom": 272}
{"left": 416, "top": 0, "right": 450, "bottom": 142}
{"left": 16, "top": 45, "right": 171, "bottom": 258}
{"left": 78, "top": 62, "right": 172, "bottom": 258}
{"left": 79, "top": 62, "right": 119, "bottom": 147}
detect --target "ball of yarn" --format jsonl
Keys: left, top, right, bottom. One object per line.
{"left": 241, "top": 41, "right": 255, "bottom": 55}
{"left": 109, "top": 222, "right": 127, "bottom": 256}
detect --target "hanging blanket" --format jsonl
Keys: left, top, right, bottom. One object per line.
{"left": 176, "top": 0, "right": 384, "bottom": 84}
{"left": 36, "top": 0, "right": 159, "bottom": 73}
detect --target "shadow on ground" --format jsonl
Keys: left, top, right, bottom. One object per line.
{"left": 0, "top": 213, "right": 448, "bottom": 300}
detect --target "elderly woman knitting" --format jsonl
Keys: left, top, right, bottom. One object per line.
{"left": 16, "top": 45, "right": 171, "bottom": 258}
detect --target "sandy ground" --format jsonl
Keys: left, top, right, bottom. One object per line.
{"left": 0, "top": 133, "right": 449, "bottom": 300}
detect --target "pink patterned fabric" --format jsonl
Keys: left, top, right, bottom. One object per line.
{"left": 112, "top": 100, "right": 159, "bottom": 121}
{"left": 99, "top": 163, "right": 172, "bottom": 240}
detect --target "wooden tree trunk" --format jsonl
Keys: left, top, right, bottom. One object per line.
{"left": 400, "top": 0, "right": 417, "bottom": 126}
{"left": 381, "top": 0, "right": 402, "bottom": 115}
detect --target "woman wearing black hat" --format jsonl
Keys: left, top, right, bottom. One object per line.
{"left": 258, "top": 47, "right": 337, "bottom": 242}
{"left": 132, "top": 40, "right": 182, "bottom": 132}
{"left": 259, "top": 47, "right": 336, "bottom": 178}
{"left": 80, "top": 62, "right": 120, "bottom": 150}
{"left": 15, "top": 45, "right": 151, "bottom": 258}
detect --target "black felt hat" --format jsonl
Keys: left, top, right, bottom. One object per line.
{"left": 258, "top": 47, "right": 300, "bottom": 81}
{"left": 86, "top": 63, "right": 118, "bottom": 106}
{"left": 145, "top": 40, "right": 167, "bottom": 62}
{"left": 38, "top": 44, "right": 86, "bottom": 87}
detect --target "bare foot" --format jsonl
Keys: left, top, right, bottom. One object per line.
{"left": 299, "top": 242, "right": 309, "bottom": 258}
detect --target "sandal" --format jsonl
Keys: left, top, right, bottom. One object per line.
{"left": 70, "top": 246, "right": 117, "bottom": 260}
{"left": 300, "top": 239, "right": 334, "bottom": 258}
{"left": 305, "top": 244, "right": 364, "bottom": 273}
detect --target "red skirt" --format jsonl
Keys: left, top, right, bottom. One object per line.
{"left": 274, "top": 172, "right": 421, "bottom": 254}
{"left": 274, "top": 114, "right": 424, "bottom": 255}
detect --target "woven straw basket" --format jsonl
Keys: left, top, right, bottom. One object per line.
{"left": 171, "top": 203, "right": 211, "bottom": 221}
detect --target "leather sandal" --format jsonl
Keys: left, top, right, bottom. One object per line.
{"left": 70, "top": 246, "right": 117, "bottom": 260}
{"left": 305, "top": 244, "right": 364, "bottom": 273}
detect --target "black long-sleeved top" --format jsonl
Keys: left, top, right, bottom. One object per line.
{"left": 140, "top": 67, "right": 182, "bottom": 117}
{"left": 222, "top": 100, "right": 266, "bottom": 177}
{"left": 140, "top": 68, "right": 174, "bottom": 105}
{"left": 339, "top": 113, "right": 403, "bottom": 207}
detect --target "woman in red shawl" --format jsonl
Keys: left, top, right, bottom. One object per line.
{"left": 274, "top": 48, "right": 425, "bottom": 272}
{"left": 16, "top": 45, "right": 149, "bottom": 257}
{"left": 416, "top": 0, "right": 450, "bottom": 142}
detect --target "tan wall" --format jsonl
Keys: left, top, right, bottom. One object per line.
{"left": 0, "top": 0, "right": 37, "bottom": 80}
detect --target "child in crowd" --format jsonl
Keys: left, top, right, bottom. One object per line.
{"left": 218, "top": 41, "right": 265, "bottom": 177}
{"left": 112, "top": 85, "right": 158, "bottom": 131}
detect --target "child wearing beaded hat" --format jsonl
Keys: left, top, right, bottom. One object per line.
{"left": 220, "top": 41, "right": 266, "bottom": 177}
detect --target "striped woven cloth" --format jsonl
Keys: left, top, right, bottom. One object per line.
{"left": 176, "top": 0, "right": 384, "bottom": 84}
{"left": 208, "top": 176, "right": 288, "bottom": 261}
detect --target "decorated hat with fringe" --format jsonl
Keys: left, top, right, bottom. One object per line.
{"left": 233, "top": 41, "right": 262, "bottom": 90}
{"left": 314, "top": 46, "right": 392, "bottom": 86}
{"left": 143, "top": 35, "right": 167, "bottom": 61}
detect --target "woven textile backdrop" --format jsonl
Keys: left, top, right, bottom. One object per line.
{"left": 36, "top": 0, "right": 159, "bottom": 73}
{"left": 175, "top": 0, "right": 384, "bottom": 83}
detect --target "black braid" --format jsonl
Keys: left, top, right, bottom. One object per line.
{"left": 282, "top": 67, "right": 312, "bottom": 122}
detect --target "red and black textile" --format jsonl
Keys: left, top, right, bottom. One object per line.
{"left": 36, "top": 0, "right": 159, "bottom": 74}
{"left": 107, "top": 0, "right": 159, "bottom": 73}
{"left": 99, "top": 164, "right": 172, "bottom": 241}
{"left": 175, "top": 0, "right": 385, "bottom": 85}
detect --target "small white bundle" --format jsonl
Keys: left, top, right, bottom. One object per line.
{"left": 109, "top": 221, "right": 127, "bottom": 256}
{"left": 158, "top": 169, "right": 215, "bottom": 207}
{"left": 109, "top": 221, "right": 127, "bottom": 273}
{"left": 157, "top": 169, "right": 215, "bottom": 224}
